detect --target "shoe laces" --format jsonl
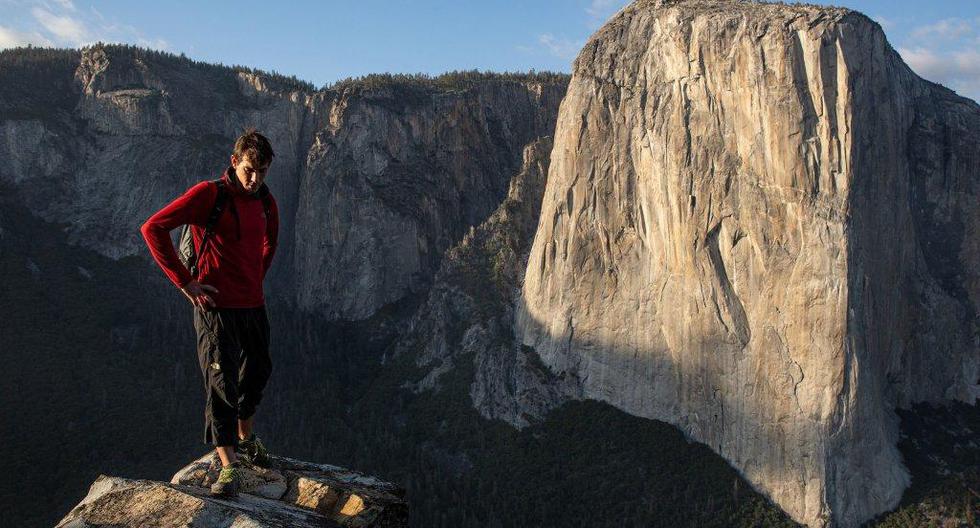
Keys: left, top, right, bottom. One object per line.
{"left": 217, "top": 465, "right": 239, "bottom": 483}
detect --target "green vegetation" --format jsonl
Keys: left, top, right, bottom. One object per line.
{"left": 0, "top": 46, "right": 79, "bottom": 121}
{"left": 865, "top": 402, "right": 979, "bottom": 527}
{"left": 325, "top": 69, "right": 570, "bottom": 94}
{"left": 87, "top": 41, "right": 316, "bottom": 93}
{"left": 437, "top": 138, "right": 550, "bottom": 320}
{"left": 338, "top": 343, "right": 801, "bottom": 528}
{"left": 0, "top": 43, "right": 569, "bottom": 105}
{"left": 0, "top": 45, "right": 78, "bottom": 64}
{"left": 0, "top": 183, "right": 207, "bottom": 526}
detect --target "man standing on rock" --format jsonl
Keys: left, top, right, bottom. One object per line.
{"left": 140, "top": 127, "right": 279, "bottom": 497}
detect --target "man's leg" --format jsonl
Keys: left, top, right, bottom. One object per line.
{"left": 237, "top": 305, "right": 272, "bottom": 464}
{"left": 238, "top": 415, "right": 255, "bottom": 441}
{"left": 216, "top": 445, "right": 237, "bottom": 466}
{"left": 194, "top": 306, "right": 243, "bottom": 466}
{"left": 237, "top": 305, "right": 272, "bottom": 428}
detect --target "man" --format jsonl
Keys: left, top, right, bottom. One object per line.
{"left": 140, "top": 128, "right": 279, "bottom": 497}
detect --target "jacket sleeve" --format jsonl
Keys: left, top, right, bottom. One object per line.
{"left": 140, "top": 181, "right": 215, "bottom": 289}
{"left": 262, "top": 194, "right": 279, "bottom": 279}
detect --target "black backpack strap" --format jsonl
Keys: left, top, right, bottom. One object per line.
{"left": 257, "top": 183, "right": 273, "bottom": 217}
{"left": 189, "top": 179, "right": 228, "bottom": 278}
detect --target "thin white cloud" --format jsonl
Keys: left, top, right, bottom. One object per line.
{"left": 0, "top": 24, "right": 52, "bottom": 47}
{"left": 31, "top": 6, "right": 87, "bottom": 45}
{"left": 900, "top": 46, "right": 980, "bottom": 101}
{"left": 137, "top": 36, "right": 170, "bottom": 50}
{"left": 52, "top": 0, "right": 75, "bottom": 10}
{"left": 911, "top": 18, "right": 974, "bottom": 41}
{"left": 586, "top": 0, "right": 617, "bottom": 18}
{"left": 0, "top": 1, "right": 168, "bottom": 51}
{"left": 89, "top": 5, "right": 107, "bottom": 23}
{"left": 538, "top": 33, "right": 583, "bottom": 60}
{"left": 873, "top": 15, "right": 894, "bottom": 30}
{"left": 586, "top": 0, "right": 625, "bottom": 29}
{"left": 899, "top": 17, "right": 980, "bottom": 101}
{"left": 517, "top": 1, "right": 623, "bottom": 60}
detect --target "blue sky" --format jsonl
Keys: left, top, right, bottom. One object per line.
{"left": 0, "top": 0, "right": 977, "bottom": 101}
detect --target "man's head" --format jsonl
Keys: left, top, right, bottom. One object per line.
{"left": 230, "top": 127, "right": 275, "bottom": 194}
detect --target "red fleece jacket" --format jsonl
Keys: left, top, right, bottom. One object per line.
{"left": 140, "top": 166, "right": 279, "bottom": 308}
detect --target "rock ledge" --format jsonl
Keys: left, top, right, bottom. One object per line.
{"left": 56, "top": 453, "right": 408, "bottom": 527}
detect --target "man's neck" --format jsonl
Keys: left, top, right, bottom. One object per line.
{"left": 224, "top": 166, "right": 255, "bottom": 196}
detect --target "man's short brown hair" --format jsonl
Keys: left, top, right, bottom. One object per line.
{"left": 233, "top": 127, "right": 275, "bottom": 167}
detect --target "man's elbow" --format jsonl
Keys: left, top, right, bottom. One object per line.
{"left": 139, "top": 220, "right": 158, "bottom": 244}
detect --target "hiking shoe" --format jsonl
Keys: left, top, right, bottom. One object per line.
{"left": 238, "top": 433, "right": 271, "bottom": 468}
{"left": 209, "top": 463, "right": 241, "bottom": 498}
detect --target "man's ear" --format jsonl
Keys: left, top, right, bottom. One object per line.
{"left": 230, "top": 154, "right": 238, "bottom": 167}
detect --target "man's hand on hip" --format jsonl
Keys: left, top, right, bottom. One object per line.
{"left": 181, "top": 280, "right": 219, "bottom": 309}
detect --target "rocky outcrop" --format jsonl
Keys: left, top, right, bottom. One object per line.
{"left": 56, "top": 452, "right": 407, "bottom": 527}
{"left": 514, "top": 1, "right": 979, "bottom": 527}
{"left": 0, "top": 44, "right": 566, "bottom": 320}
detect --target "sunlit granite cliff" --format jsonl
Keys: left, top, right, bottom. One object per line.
{"left": 512, "top": 1, "right": 979, "bottom": 526}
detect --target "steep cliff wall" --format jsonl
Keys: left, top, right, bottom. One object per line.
{"left": 0, "top": 44, "right": 565, "bottom": 320}
{"left": 514, "top": 1, "right": 979, "bottom": 527}
{"left": 295, "top": 81, "right": 564, "bottom": 318}
{"left": 394, "top": 136, "right": 581, "bottom": 424}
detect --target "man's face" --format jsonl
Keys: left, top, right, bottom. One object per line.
{"left": 231, "top": 154, "right": 270, "bottom": 194}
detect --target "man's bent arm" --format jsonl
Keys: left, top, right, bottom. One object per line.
{"left": 262, "top": 194, "right": 280, "bottom": 279}
{"left": 140, "top": 181, "right": 214, "bottom": 289}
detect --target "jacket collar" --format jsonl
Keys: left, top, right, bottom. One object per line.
{"left": 221, "top": 165, "right": 255, "bottom": 197}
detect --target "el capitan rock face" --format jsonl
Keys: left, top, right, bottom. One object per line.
{"left": 515, "top": 1, "right": 979, "bottom": 527}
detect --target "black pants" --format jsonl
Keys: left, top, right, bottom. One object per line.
{"left": 193, "top": 305, "right": 272, "bottom": 447}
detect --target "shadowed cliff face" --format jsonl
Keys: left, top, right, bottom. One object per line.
{"left": 0, "top": 44, "right": 566, "bottom": 321}
{"left": 510, "top": 1, "right": 979, "bottom": 527}
{"left": 294, "top": 81, "right": 565, "bottom": 318}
